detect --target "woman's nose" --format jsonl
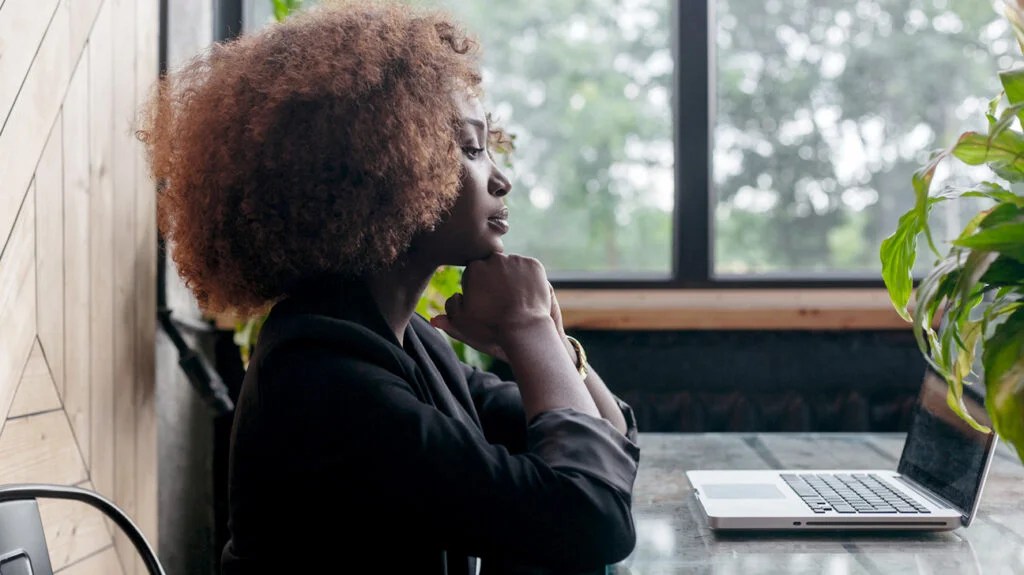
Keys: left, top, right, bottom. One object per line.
{"left": 490, "top": 164, "right": 511, "bottom": 197}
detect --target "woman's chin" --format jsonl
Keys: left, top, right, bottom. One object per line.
{"left": 451, "top": 241, "right": 504, "bottom": 265}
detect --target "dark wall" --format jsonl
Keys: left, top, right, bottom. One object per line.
{"left": 505, "top": 329, "right": 929, "bottom": 433}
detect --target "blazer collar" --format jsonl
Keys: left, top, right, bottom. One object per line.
{"left": 276, "top": 276, "right": 402, "bottom": 348}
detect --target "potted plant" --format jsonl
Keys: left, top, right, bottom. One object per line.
{"left": 881, "top": 1, "right": 1024, "bottom": 463}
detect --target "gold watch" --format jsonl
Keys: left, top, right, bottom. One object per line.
{"left": 565, "top": 335, "right": 588, "bottom": 379}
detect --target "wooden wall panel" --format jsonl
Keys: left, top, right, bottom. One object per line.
{"left": 88, "top": 0, "right": 115, "bottom": 508}
{"left": 35, "top": 115, "right": 64, "bottom": 396}
{"left": 0, "top": 188, "right": 36, "bottom": 433}
{"left": 0, "top": 1, "right": 68, "bottom": 255}
{"left": 111, "top": 0, "right": 138, "bottom": 570}
{"left": 63, "top": 53, "right": 91, "bottom": 466}
{"left": 1, "top": 0, "right": 162, "bottom": 571}
{"left": 134, "top": 0, "right": 160, "bottom": 553}
{"left": 0, "top": 410, "right": 87, "bottom": 485}
{"left": 0, "top": 0, "right": 60, "bottom": 123}
{"left": 40, "top": 481, "right": 115, "bottom": 572}
{"left": 56, "top": 546, "right": 125, "bottom": 575}
{"left": 9, "top": 340, "right": 61, "bottom": 418}
{"left": 70, "top": 0, "right": 104, "bottom": 68}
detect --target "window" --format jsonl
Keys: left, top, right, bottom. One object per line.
{"left": 246, "top": 0, "right": 1013, "bottom": 286}
{"left": 439, "top": 0, "right": 1012, "bottom": 286}
{"left": 713, "top": 0, "right": 1009, "bottom": 279}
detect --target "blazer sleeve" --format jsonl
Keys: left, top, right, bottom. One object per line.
{"left": 269, "top": 344, "right": 641, "bottom": 572}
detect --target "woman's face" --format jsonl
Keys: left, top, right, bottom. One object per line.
{"left": 413, "top": 92, "right": 512, "bottom": 265}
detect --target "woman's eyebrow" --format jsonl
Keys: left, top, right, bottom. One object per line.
{"left": 464, "top": 117, "right": 487, "bottom": 131}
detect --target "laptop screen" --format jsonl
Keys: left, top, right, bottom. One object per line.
{"left": 897, "top": 369, "right": 996, "bottom": 515}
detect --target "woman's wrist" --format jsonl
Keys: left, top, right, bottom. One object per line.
{"left": 498, "top": 316, "right": 558, "bottom": 352}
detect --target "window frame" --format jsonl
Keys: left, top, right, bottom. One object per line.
{"left": 553, "top": 1, "right": 889, "bottom": 290}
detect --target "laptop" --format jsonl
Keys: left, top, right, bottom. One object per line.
{"left": 687, "top": 369, "right": 999, "bottom": 531}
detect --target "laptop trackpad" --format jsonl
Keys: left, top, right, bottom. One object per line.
{"left": 704, "top": 484, "right": 786, "bottom": 499}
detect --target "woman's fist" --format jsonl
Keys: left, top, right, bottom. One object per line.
{"left": 430, "top": 253, "right": 554, "bottom": 354}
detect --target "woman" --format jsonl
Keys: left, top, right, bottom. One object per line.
{"left": 141, "top": 1, "right": 640, "bottom": 573}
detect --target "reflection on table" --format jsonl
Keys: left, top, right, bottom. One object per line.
{"left": 612, "top": 433, "right": 1024, "bottom": 575}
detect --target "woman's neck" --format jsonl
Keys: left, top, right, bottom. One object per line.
{"left": 363, "top": 258, "right": 437, "bottom": 346}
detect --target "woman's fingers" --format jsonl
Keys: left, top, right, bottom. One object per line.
{"left": 430, "top": 314, "right": 465, "bottom": 340}
{"left": 431, "top": 313, "right": 508, "bottom": 362}
{"left": 444, "top": 292, "right": 463, "bottom": 319}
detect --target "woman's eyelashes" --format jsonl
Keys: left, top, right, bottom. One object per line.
{"left": 462, "top": 145, "right": 485, "bottom": 160}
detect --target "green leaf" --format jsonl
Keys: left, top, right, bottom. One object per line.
{"left": 880, "top": 178, "right": 991, "bottom": 321}
{"left": 881, "top": 208, "right": 922, "bottom": 321}
{"left": 988, "top": 102, "right": 1024, "bottom": 141}
{"left": 940, "top": 319, "right": 991, "bottom": 435}
{"left": 954, "top": 220, "right": 1024, "bottom": 261}
{"left": 982, "top": 307, "right": 1024, "bottom": 461}
{"left": 271, "top": 0, "right": 303, "bottom": 22}
{"left": 911, "top": 252, "right": 967, "bottom": 374}
{"left": 978, "top": 203, "right": 1024, "bottom": 229}
{"left": 987, "top": 91, "right": 1003, "bottom": 128}
{"left": 952, "top": 131, "right": 1024, "bottom": 182}
{"left": 979, "top": 256, "right": 1024, "bottom": 287}
{"left": 953, "top": 319, "right": 984, "bottom": 384}
{"left": 272, "top": 0, "right": 289, "bottom": 21}
{"left": 233, "top": 314, "right": 267, "bottom": 369}
{"left": 1000, "top": 67, "right": 1024, "bottom": 126}
{"left": 913, "top": 151, "right": 949, "bottom": 255}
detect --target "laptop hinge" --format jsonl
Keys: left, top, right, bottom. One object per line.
{"left": 893, "top": 475, "right": 968, "bottom": 524}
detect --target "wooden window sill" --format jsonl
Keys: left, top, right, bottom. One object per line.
{"left": 555, "top": 288, "right": 911, "bottom": 331}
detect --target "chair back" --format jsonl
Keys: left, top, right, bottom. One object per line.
{"left": 0, "top": 499, "right": 53, "bottom": 574}
{"left": 0, "top": 484, "right": 165, "bottom": 575}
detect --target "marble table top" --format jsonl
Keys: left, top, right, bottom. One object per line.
{"left": 612, "top": 433, "right": 1024, "bottom": 575}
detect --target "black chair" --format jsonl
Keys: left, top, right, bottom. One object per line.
{"left": 0, "top": 484, "right": 165, "bottom": 575}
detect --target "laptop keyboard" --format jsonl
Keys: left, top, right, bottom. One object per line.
{"left": 781, "top": 473, "right": 931, "bottom": 514}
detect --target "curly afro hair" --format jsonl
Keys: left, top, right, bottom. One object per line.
{"left": 139, "top": 0, "right": 490, "bottom": 317}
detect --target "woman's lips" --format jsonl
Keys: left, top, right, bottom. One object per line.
{"left": 487, "top": 216, "right": 510, "bottom": 234}
{"left": 488, "top": 208, "right": 509, "bottom": 234}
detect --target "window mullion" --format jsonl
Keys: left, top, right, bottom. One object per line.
{"left": 673, "top": 0, "right": 712, "bottom": 285}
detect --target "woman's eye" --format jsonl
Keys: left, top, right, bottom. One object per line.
{"left": 462, "top": 146, "right": 485, "bottom": 160}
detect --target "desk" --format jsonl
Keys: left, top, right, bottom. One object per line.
{"left": 614, "top": 433, "right": 1024, "bottom": 574}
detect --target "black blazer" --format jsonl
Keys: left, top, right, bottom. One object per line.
{"left": 221, "top": 279, "right": 640, "bottom": 574}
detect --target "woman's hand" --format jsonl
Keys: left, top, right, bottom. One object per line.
{"left": 430, "top": 253, "right": 555, "bottom": 361}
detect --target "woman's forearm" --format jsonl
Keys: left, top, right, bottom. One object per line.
{"left": 557, "top": 337, "right": 629, "bottom": 435}
{"left": 500, "top": 318, "right": 601, "bottom": 422}
{"left": 582, "top": 366, "right": 628, "bottom": 435}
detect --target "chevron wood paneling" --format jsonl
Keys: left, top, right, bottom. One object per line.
{"left": 0, "top": 410, "right": 88, "bottom": 486}
{"left": 0, "top": 1, "right": 159, "bottom": 573}
{"left": 0, "top": 0, "right": 68, "bottom": 257}
{"left": 111, "top": 0, "right": 138, "bottom": 569}
{"left": 87, "top": 0, "right": 115, "bottom": 511}
{"left": 57, "top": 546, "right": 125, "bottom": 575}
{"left": 8, "top": 341, "right": 61, "bottom": 418}
{"left": 35, "top": 116, "right": 65, "bottom": 396}
{"left": 40, "top": 481, "right": 117, "bottom": 572}
{"left": 0, "top": 0, "right": 60, "bottom": 124}
{"left": 0, "top": 185, "right": 36, "bottom": 432}
{"left": 133, "top": 0, "right": 160, "bottom": 563}
{"left": 63, "top": 49, "right": 92, "bottom": 468}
